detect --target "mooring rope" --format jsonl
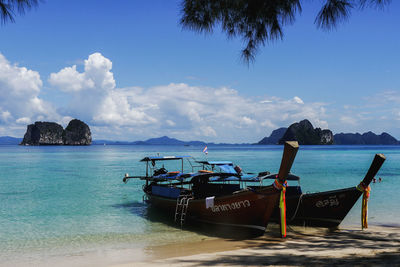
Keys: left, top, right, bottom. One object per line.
{"left": 356, "top": 182, "right": 371, "bottom": 229}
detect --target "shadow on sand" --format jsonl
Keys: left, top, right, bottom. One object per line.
{"left": 167, "top": 225, "right": 400, "bottom": 266}
{"left": 114, "top": 201, "right": 400, "bottom": 265}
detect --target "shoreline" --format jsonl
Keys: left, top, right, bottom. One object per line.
{"left": 4, "top": 224, "right": 399, "bottom": 266}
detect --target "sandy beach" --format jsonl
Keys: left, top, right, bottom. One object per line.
{"left": 2, "top": 222, "right": 400, "bottom": 267}
{"left": 115, "top": 224, "right": 400, "bottom": 267}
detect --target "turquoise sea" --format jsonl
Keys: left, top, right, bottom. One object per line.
{"left": 0, "top": 145, "right": 399, "bottom": 265}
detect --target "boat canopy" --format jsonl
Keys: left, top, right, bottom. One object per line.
{"left": 197, "top": 161, "right": 233, "bottom": 166}
{"left": 140, "top": 156, "right": 192, "bottom": 162}
{"left": 218, "top": 164, "right": 237, "bottom": 174}
{"left": 209, "top": 174, "right": 259, "bottom": 182}
{"left": 197, "top": 161, "right": 237, "bottom": 174}
{"left": 151, "top": 172, "right": 195, "bottom": 181}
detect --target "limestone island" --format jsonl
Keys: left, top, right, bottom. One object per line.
{"left": 20, "top": 119, "right": 92, "bottom": 146}
{"left": 278, "top": 119, "right": 333, "bottom": 145}
{"left": 257, "top": 119, "right": 399, "bottom": 145}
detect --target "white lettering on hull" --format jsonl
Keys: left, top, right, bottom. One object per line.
{"left": 211, "top": 200, "right": 251, "bottom": 213}
{"left": 315, "top": 195, "right": 340, "bottom": 208}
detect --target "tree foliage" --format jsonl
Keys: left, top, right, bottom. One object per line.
{"left": 0, "top": 0, "right": 38, "bottom": 24}
{"left": 180, "top": 0, "right": 391, "bottom": 63}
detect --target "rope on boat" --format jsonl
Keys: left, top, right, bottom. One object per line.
{"left": 273, "top": 178, "right": 288, "bottom": 238}
{"left": 289, "top": 193, "right": 304, "bottom": 222}
{"left": 356, "top": 182, "right": 371, "bottom": 229}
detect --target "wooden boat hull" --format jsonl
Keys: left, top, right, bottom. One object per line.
{"left": 270, "top": 154, "right": 386, "bottom": 228}
{"left": 272, "top": 186, "right": 362, "bottom": 228}
{"left": 145, "top": 185, "right": 280, "bottom": 234}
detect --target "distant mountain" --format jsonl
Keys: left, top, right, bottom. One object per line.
{"left": 257, "top": 127, "right": 287, "bottom": 145}
{"left": 138, "top": 136, "right": 185, "bottom": 145}
{"left": 92, "top": 140, "right": 134, "bottom": 145}
{"left": 0, "top": 136, "right": 22, "bottom": 145}
{"left": 93, "top": 136, "right": 207, "bottom": 146}
{"left": 133, "top": 136, "right": 207, "bottom": 146}
{"left": 334, "top": 132, "right": 399, "bottom": 145}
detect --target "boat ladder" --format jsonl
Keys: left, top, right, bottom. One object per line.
{"left": 174, "top": 194, "right": 193, "bottom": 227}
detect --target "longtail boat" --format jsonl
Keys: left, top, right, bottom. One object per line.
{"left": 192, "top": 153, "right": 385, "bottom": 229}
{"left": 123, "top": 141, "right": 299, "bottom": 236}
{"left": 269, "top": 153, "right": 386, "bottom": 228}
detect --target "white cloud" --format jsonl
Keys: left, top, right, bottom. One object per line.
{"left": 87, "top": 82, "right": 328, "bottom": 142}
{"left": 0, "top": 53, "right": 58, "bottom": 135}
{"left": 49, "top": 52, "right": 115, "bottom": 93}
{"left": 45, "top": 51, "right": 331, "bottom": 142}
{"left": 48, "top": 65, "right": 94, "bottom": 92}
{"left": 0, "top": 54, "right": 42, "bottom": 95}
{"left": 378, "top": 91, "right": 400, "bottom": 103}
{"left": 16, "top": 117, "right": 31, "bottom": 124}
{"left": 1, "top": 111, "right": 12, "bottom": 123}
{"left": 241, "top": 116, "right": 256, "bottom": 125}
{"left": 0, "top": 52, "right": 333, "bottom": 142}
{"left": 200, "top": 126, "right": 217, "bottom": 137}
{"left": 93, "top": 88, "right": 157, "bottom": 126}
{"left": 293, "top": 96, "right": 304, "bottom": 104}
{"left": 260, "top": 100, "right": 272, "bottom": 104}
{"left": 84, "top": 52, "right": 115, "bottom": 90}
{"left": 261, "top": 120, "right": 276, "bottom": 128}
{"left": 166, "top": 120, "right": 176, "bottom": 126}
{"left": 49, "top": 53, "right": 118, "bottom": 122}
{"left": 340, "top": 116, "right": 358, "bottom": 125}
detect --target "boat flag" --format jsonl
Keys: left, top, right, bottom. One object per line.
{"left": 203, "top": 146, "right": 208, "bottom": 155}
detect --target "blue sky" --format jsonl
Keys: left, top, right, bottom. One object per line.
{"left": 0, "top": 0, "right": 399, "bottom": 142}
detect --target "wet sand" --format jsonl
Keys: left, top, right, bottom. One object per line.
{"left": 115, "top": 224, "right": 400, "bottom": 266}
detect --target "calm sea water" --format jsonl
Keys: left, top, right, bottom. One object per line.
{"left": 0, "top": 145, "right": 399, "bottom": 263}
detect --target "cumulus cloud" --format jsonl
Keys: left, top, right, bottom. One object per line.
{"left": 49, "top": 52, "right": 115, "bottom": 93}
{"left": 0, "top": 52, "right": 332, "bottom": 142}
{"left": 45, "top": 53, "right": 331, "bottom": 142}
{"left": 49, "top": 53, "right": 118, "bottom": 122}
{"left": 86, "top": 82, "right": 328, "bottom": 142}
{"left": 0, "top": 53, "right": 60, "bottom": 135}
{"left": 15, "top": 117, "right": 31, "bottom": 124}
{"left": 48, "top": 65, "right": 94, "bottom": 92}
{"left": 293, "top": 96, "right": 304, "bottom": 104}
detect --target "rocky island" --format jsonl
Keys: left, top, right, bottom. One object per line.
{"left": 257, "top": 119, "right": 399, "bottom": 145}
{"left": 278, "top": 119, "right": 333, "bottom": 145}
{"left": 20, "top": 119, "right": 91, "bottom": 146}
{"left": 257, "top": 127, "right": 287, "bottom": 145}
